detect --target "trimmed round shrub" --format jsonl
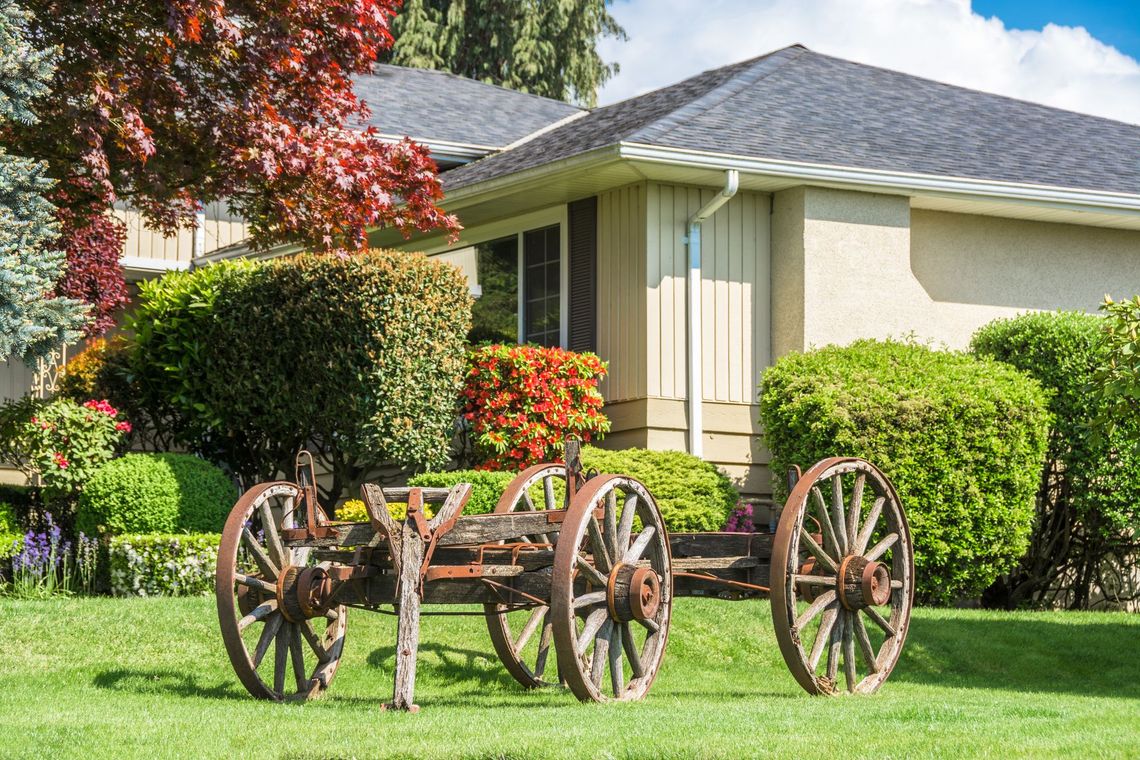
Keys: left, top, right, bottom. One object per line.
{"left": 579, "top": 446, "right": 737, "bottom": 532}
{"left": 407, "top": 470, "right": 515, "bottom": 516}
{"left": 77, "top": 453, "right": 236, "bottom": 536}
{"left": 972, "top": 311, "right": 1140, "bottom": 608}
{"left": 759, "top": 339, "right": 1051, "bottom": 604}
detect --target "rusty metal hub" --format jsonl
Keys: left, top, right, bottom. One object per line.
{"left": 606, "top": 562, "right": 661, "bottom": 623}
{"left": 276, "top": 565, "right": 335, "bottom": 622}
{"left": 837, "top": 554, "right": 892, "bottom": 610}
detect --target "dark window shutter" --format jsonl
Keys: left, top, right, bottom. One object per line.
{"left": 567, "top": 197, "right": 597, "bottom": 353}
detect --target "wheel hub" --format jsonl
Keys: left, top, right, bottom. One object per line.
{"left": 837, "top": 555, "right": 892, "bottom": 610}
{"left": 276, "top": 565, "right": 334, "bottom": 622}
{"left": 606, "top": 562, "right": 661, "bottom": 623}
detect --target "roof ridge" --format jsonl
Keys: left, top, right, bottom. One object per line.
{"left": 629, "top": 45, "right": 807, "bottom": 144}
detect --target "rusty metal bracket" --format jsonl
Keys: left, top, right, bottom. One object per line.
{"left": 424, "top": 565, "right": 484, "bottom": 582}
{"left": 294, "top": 450, "right": 336, "bottom": 540}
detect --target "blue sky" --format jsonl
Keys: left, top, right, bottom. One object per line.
{"left": 597, "top": 0, "right": 1140, "bottom": 124}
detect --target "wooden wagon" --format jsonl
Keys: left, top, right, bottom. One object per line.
{"left": 215, "top": 442, "right": 915, "bottom": 710}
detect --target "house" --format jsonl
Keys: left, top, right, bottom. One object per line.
{"left": 18, "top": 46, "right": 1140, "bottom": 497}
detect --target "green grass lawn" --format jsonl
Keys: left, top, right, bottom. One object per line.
{"left": 0, "top": 597, "right": 1136, "bottom": 759}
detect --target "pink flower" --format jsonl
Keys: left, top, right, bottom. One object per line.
{"left": 52, "top": 452, "right": 69, "bottom": 469}
{"left": 83, "top": 399, "right": 118, "bottom": 417}
{"left": 115, "top": 421, "right": 132, "bottom": 433}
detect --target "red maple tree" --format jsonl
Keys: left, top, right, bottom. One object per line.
{"left": 6, "top": 0, "right": 458, "bottom": 334}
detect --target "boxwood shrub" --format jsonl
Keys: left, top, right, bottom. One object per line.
{"left": 76, "top": 453, "right": 236, "bottom": 536}
{"left": 108, "top": 533, "right": 219, "bottom": 596}
{"left": 759, "top": 339, "right": 1050, "bottom": 604}
{"left": 409, "top": 446, "right": 737, "bottom": 531}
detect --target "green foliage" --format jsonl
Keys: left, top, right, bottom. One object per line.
{"left": 579, "top": 446, "right": 738, "bottom": 532}
{"left": 973, "top": 311, "right": 1140, "bottom": 608}
{"left": 407, "top": 470, "right": 515, "bottom": 515}
{"left": 0, "top": 396, "right": 128, "bottom": 502}
{"left": 76, "top": 454, "right": 235, "bottom": 537}
{"left": 127, "top": 250, "right": 471, "bottom": 504}
{"left": 0, "top": 1, "right": 88, "bottom": 361}
{"left": 388, "top": 0, "right": 626, "bottom": 106}
{"left": 0, "top": 501, "right": 21, "bottom": 559}
{"left": 1093, "top": 295, "right": 1140, "bottom": 433}
{"left": 108, "top": 533, "right": 219, "bottom": 596}
{"left": 759, "top": 340, "right": 1051, "bottom": 604}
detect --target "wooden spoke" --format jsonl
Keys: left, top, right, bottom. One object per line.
{"left": 236, "top": 574, "right": 277, "bottom": 595}
{"left": 522, "top": 490, "right": 537, "bottom": 511}
{"left": 799, "top": 529, "right": 838, "bottom": 574}
{"left": 577, "top": 608, "right": 609, "bottom": 655}
{"left": 544, "top": 476, "right": 556, "bottom": 512}
{"left": 298, "top": 620, "right": 330, "bottom": 663}
{"left": 587, "top": 517, "right": 612, "bottom": 573}
{"left": 617, "top": 494, "right": 638, "bottom": 547}
{"left": 324, "top": 608, "right": 339, "bottom": 622}
{"left": 794, "top": 590, "right": 837, "bottom": 631}
{"left": 637, "top": 616, "right": 660, "bottom": 634}
{"left": 831, "top": 476, "right": 848, "bottom": 554}
{"left": 808, "top": 607, "right": 838, "bottom": 671}
{"left": 825, "top": 610, "right": 843, "bottom": 683}
{"left": 793, "top": 574, "right": 837, "bottom": 587}
{"left": 842, "top": 611, "right": 857, "bottom": 692}
{"left": 253, "top": 613, "right": 284, "bottom": 669}
{"left": 533, "top": 614, "right": 553, "bottom": 679}
{"left": 514, "top": 606, "right": 547, "bottom": 650}
{"left": 853, "top": 497, "right": 885, "bottom": 555}
{"left": 273, "top": 625, "right": 289, "bottom": 695}
{"left": 864, "top": 606, "right": 896, "bottom": 638}
{"left": 575, "top": 554, "right": 608, "bottom": 587}
{"left": 620, "top": 623, "right": 644, "bottom": 678}
{"left": 241, "top": 528, "right": 279, "bottom": 579}
{"left": 865, "top": 532, "right": 899, "bottom": 562}
{"left": 622, "top": 526, "right": 657, "bottom": 564}
{"left": 811, "top": 487, "right": 841, "bottom": 559}
{"left": 847, "top": 473, "right": 865, "bottom": 545}
{"left": 572, "top": 591, "right": 607, "bottom": 610}
{"left": 608, "top": 625, "right": 623, "bottom": 696}
{"left": 238, "top": 599, "right": 278, "bottom": 632}
{"left": 853, "top": 613, "right": 879, "bottom": 673}
{"left": 259, "top": 501, "right": 288, "bottom": 568}
{"left": 589, "top": 620, "right": 613, "bottom": 688}
{"left": 289, "top": 623, "right": 308, "bottom": 692}
{"left": 890, "top": 580, "right": 904, "bottom": 589}
{"left": 603, "top": 490, "right": 620, "bottom": 558}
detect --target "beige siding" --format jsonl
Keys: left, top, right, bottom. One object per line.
{"left": 0, "top": 358, "right": 38, "bottom": 402}
{"left": 596, "top": 184, "right": 648, "bottom": 402}
{"left": 115, "top": 202, "right": 250, "bottom": 263}
{"left": 645, "top": 184, "right": 770, "bottom": 404}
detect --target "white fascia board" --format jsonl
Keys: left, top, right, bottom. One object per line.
{"left": 374, "top": 133, "right": 499, "bottom": 164}
{"left": 119, "top": 256, "right": 191, "bottom": 274}
{"left": 620, "top": 143, "right": 1140, "bottom": 217}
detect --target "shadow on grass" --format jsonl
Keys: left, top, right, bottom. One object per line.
{"left": 93, "top": 668, "right": 248, "bottom": 700}
{"left": 893, "top": 614, "right": 1140, "bottom": 698}
{"left": 366, "top": 641, "right": 520, "bottom": 691}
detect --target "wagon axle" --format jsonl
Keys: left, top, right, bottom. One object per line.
{"left": 215, "top": 443, "right": 915, "bottom": 708}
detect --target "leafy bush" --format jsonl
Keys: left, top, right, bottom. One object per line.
{"left": 1094, "top": 295, "right": 1140, "bottom": 430}
{"left": 108, "top": 533, "right": 219, "bottom": 596}
{"left": 579, "top": 447, "right": 738, "bottom": 532}
{"left": 76, "top": 453, "right": 236, "bottom": 536}
{"left": 461, "top": 345, "right": 609, "bottom": 470}
{"left": 0, "top": 502, "right": 22, "bottom": 560}
{"left": 0, "top": 396, "right": 130, "bottom": 502}
{"left": 56, "top": 336, "right": 149, "bottom": 446}
{"left": 973, "top": 311, "right": 1140, "bottom": 609}
{"left": 759, "top": 340, "right": 1050, "bottom": 604}
{"left": 407, "top": 470, "right": 515, "bottom": 515}
{"left": 337, "top": 497, "right": 430, "bottom": 521}
{"left": 128, "top": 250, "right": 471, "bottom": 504}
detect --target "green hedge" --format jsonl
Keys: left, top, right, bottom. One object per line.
{"left": 128, "top": 250, "right": 472, "bottom": 504}
{"left": 0, "top": 501, "right": 22, "bottom": 560}
{"left": 108, "top": 533, "right": 219, "bottom": 596}
{"left": 972, "top": 311, "right": 1140, "bottom": 608}
{"left": 76, "top": 453, "right": 236, "bottom": 536}
{"left": 759, "top": 339, "right": 1051, "bottom": 604}
{"left": 410, "top": 446, "right": 737, "bottom": 532}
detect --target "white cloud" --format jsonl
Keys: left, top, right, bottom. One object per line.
{"left": 597, "top": 0, "right": 1140, "bottom": 125}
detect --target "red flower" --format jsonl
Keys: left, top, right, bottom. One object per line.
{"left": 115, "top": 421, "right": 132, "bottom": 433}
{"left": 52, "top": 452, "right": 69, "bottom": 469}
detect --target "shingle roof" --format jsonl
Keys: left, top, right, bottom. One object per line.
{"left": 443, "top": 45, "right": 1140, "bottom": 196}
{"left": 352, "top": 65, "right": 583, "bottom": 148}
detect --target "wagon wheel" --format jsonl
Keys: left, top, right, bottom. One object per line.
{"left": 551, "top": 475, "right": 672, "bottom": 702}
{"left": 216, "top": 482, "right": 348, "bottom": 701}
{"left": 484, "top": 464, "right": 568, "bottom": 689}
{"left": 770, "top": 458, "right": 914, "bottom": 695}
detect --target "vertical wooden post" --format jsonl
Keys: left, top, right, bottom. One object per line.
{"left": 384, "top": 490, "right": 426, "bottom": 712}
{"left": 565, "top": 437, "right": 582, "bottom": 502}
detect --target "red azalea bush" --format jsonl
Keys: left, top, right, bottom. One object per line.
{"left": 461, "top": 345, "right": 610, "bottom": 470}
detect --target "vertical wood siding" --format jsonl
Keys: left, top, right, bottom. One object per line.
{"left": 646, "top": 183, "right": 770, "bottom": 404}
{"left": 114, "top": 202, "right": 250, "bottom": 262}
{"left": 0, "top": 358, "right": 37, "bottom": 402}
{"left": 596, "top": 184, "right": 647, "bottom": 402}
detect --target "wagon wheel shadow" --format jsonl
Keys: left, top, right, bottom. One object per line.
{"left": 93, "top": 668, "right": 248, "bottom": 701}
{"left": 366, "top": 642, "right": 521, "bottom": 692}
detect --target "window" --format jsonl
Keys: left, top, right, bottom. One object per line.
{"left": 466, "top": 224, "right": 562, "bottom": 347}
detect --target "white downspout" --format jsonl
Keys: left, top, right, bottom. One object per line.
{"left": 685, "top": 169, "right": 739, "bottom": 458}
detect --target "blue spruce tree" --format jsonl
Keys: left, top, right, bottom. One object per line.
{"left": 0, "top": 0, "right": 87, "bottom": 362}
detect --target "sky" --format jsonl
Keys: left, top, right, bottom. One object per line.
{"left": 595, "top": 0, "right": 1140, "bottom": 125}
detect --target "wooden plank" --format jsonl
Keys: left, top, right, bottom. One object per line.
{"left": 386, "top": 521, "right": 424, "bottom": 712}
{"left": 671, "top": 556, "right": 758, "bottom": 570}
{"left": 669, "top": 532, "right": 773, "bottom": 559}
{"left": 297, "top": 511, "right": 568, "bottom": 548}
